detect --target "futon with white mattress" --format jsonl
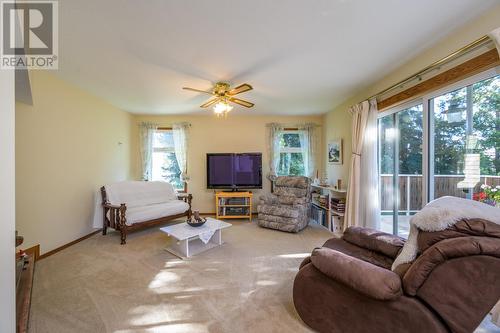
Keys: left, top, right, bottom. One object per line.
{"left": 94, "top": 181, "right": 192, "bottom": 244}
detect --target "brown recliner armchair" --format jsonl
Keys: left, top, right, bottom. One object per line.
{"left": 293, "top": 219, "right": 500, "bottom": 333}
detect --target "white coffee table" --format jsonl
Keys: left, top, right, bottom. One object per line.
{"left": 160, "top": 218, "right": 232, "bottom": 259}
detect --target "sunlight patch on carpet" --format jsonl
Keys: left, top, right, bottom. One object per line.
{"left": 148, "top": 270, "right": 180, "bottom": 289}
{"left": 278, "top": 253, "right": 310, "bottom": 258}
{"left": 257, "top": 280, "right": 277, "bottom": 286}
{"left": 114, "top": 322, "right": 209, "bottom": 333}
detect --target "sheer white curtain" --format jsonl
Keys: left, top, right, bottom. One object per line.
{"left": 344, "top": 99, "right": 380, "bottom": 230}
{"left": 298, "top": 123, "right": 317, "bottom": 179}
{"left": 267, "top": 123, "right": 284, "bottom": 181}
{"left": 488, "top": 27, "right": 500, "bottom": 56}
{"left": 172, "top": 122, "right": 190, "bottom": 183}
{"left": 139, "top": 122, "right": 158, "bottom": 181}
{"left": 359, "top": 99, "right": 380, "bottom": 229}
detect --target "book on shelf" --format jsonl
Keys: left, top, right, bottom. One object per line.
{"left": 312, "top": 200, "right": 328, "bottom": 210}
{"left": 218, "top": 197, "right": 250, "bottom": 206}
{"left": 310, "top": 205, "right": 327, "bottom": 227}
{"left": 331, "top": 205, "right": 345, "bottom": 212}
{"left": 226, "top": 207, "right": 247, "bottom": 215}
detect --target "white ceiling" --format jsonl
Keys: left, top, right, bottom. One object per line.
{"left": 56, "top": 0, "right": 498, "bottom": 115}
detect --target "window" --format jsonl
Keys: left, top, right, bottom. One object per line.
{"left": 430, "top": 74, "right": 500, "bottom": 201}
{"left": 378, "top": 103, "right": 423, "bottom": 237}
{"left": 277, "top": 130, "right": 306, "bottom": 176}
{"left": 151, "top": 129, "right": 184, "bottom": 191}
{"left": 378, "top": 69, "right": 500, "bottom": 236}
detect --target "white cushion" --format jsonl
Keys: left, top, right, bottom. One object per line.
{"left": 125, "top": 201, "right": 190, "bottom": 225}
{"left": 105, "top": 181, "right": 177, "bottom": 208}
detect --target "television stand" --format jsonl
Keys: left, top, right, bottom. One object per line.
{"left": 215, "top": 191, "right": 253, "bottom": 221}
{"left": 222, "top": 189, "right": 252, "bottom": 193}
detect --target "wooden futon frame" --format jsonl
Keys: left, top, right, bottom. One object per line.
{"left": 100, "top": 186, "right": 192, "bottom": 244}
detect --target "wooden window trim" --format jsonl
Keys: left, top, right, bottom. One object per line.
{"left": 153, "top": 127, "right": 188, "bottom": 193}
{"left": 378, "top": 49, "right": 500, "bottom": 111}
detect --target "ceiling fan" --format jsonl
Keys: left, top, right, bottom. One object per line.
{"left": 182, "top": 82, "right": 254, "bottom": 117}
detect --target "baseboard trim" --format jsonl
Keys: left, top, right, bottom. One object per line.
{"left": 35, "top": 213, "right": 255, "bottom": 260}
{"left": 38, "top": 229, "right": 102, "bottom": 260}
{"left": 24, "top": 244, "right": 40, "bottom": 261}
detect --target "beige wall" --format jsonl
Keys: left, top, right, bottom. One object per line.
{"left": 16, "top": 71, "right": 132, "bottom": 254}
{"left": 131, "top": 114, "right": 323, "bottom": 213}
{"left": 323, "top": 5, "right": 500, "bottom": 185}
{"left": 323, "top": 109, "right": 352, "bottom": 189}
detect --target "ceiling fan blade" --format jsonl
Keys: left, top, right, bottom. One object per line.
{"left": 228, "top": 97, "right": 254, "bottom": 108}
{"left": 228, "top": 83, "right": 253, "bottom": 95}
{"left": 182, "top": 87, "right": 214, "bottom": 95}
{"left": 200, "top": 97, "right": 220, "bottom": 108}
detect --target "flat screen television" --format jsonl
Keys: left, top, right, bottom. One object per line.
{"left": 207, "top": 153, "right": 262, "bottom": 190}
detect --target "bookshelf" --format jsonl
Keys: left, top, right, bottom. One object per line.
{"left": 310, "top": 184, "right": 346, "bottom": 233}
{"left": 215, "top": 191, "right": 253, "bottom": 221}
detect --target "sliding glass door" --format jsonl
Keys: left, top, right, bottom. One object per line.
{"left": 378, "top": 104, "right": 423, "bottom": 237}
{"left": 378, "top": 69, "right": 499, "bottom": 237}
{"left": 429, "top": 74, "right": 500, "bottom": 201}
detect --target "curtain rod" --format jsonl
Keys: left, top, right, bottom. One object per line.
{"left": 369, "top": 35, "right": 492, "bottom": 100}
{"left": 265, "top": 123, "right": 321, "bottom": 128}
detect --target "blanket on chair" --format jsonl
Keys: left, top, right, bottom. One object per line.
{"left": 392, "top": 196, "right": 500, "bottom": 271}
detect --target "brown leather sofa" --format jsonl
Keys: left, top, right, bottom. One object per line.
{"left": 293, "top": 219, "right": 500, "bottom": 333}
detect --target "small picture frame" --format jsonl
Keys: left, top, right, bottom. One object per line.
{"left": 328, "top": 139, "right": 343, "bottom": 164}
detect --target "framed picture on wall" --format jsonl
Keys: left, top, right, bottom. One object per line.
{"left": 328, "top": 139, "right": 343, "bottom": 164}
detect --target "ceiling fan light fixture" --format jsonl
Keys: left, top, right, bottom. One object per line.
{"left": 213, "top": 101, "right": 227, "bottom": 113}
{"left": 213, "top": 101, "right": 233, "bottom": 117}
{"left": 183, "top": 81, "right": 253, "bottom": 117}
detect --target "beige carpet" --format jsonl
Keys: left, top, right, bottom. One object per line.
{"left": 29, "top": 220, "right": 499, "bottom": 333}
{"left": 29, "top": 220, "right": 332, "bottom": 333}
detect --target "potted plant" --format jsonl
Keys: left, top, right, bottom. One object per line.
{"left": 474, "top": 184, "right": 500, "bottom": 208}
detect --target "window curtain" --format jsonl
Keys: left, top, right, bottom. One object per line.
{"left": 488, "top": 27, "right": 500, "bottom": 56}
{"left": 298, "top": 123, "right": 317, "bottom": 178}
{"left": 267, "top": 123, "right": 284, "bottom": 181}
{"left": 172, "top": 122, "right": 191, "bottom": 183}
{"left": 359, "top": 99, "right": 380, "bottom": 229}
{"left": 344, "top": 99, "right": 380, "bottom": 230}
{"left": 139, "top": 122, "right": 158, "bottom": 181}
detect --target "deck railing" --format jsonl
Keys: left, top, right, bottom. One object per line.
{"left": 380, "top": 174, "right": 500, "bottom": 214}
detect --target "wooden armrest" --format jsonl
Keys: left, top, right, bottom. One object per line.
{"left": 103, "top": 203, "right": 126, "bottom": 210}
{"left": 178, "top": 194, "right": 193, "bottom": 205}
